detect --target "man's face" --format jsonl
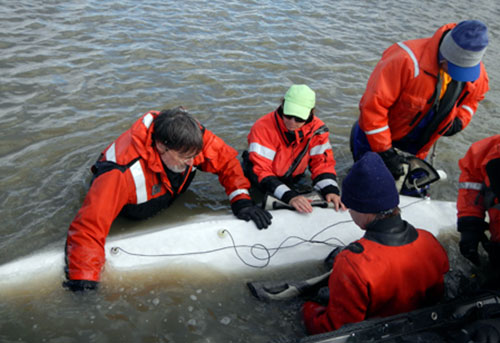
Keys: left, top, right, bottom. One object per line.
{"left": 155, "top": 141, "right": 198, "bottom": 173}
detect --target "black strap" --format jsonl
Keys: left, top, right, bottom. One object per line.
{"left": 413, "top": 80, "right": 465, "bottom": 150}
{"left": 91, "top": 156, "right": 141, "bottom": 179}
{"left": 283, "top": 125, "right": 329, "bottom": 180}
{"left": 394, "top": 75, "right": 464, "bottom": 153}
{"left": 273, "top": 110, "right": 289, "bottom": 146}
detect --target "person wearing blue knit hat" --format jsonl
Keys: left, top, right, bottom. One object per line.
{"left": 302, "top": 152, "right": 449, "bottom": 334}
{"left": 440, "top": 20, "right": 489, "bottom": 82}
{"left": 351, "top": 20, "right": 489, "bottom": 189}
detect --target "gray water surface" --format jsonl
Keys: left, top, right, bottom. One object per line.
{"left": 1, "top": 1, "right": 499, "bottom": 342}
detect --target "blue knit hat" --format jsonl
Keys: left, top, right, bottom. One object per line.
{"left": 341, "top": 152, "right": 399, "bottom": 213}
{"left": 439, "top": 20, "right": 488, "bottom": 82}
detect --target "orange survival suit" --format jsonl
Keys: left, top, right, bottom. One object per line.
{"left": 457, "top": 135, "right": 500, "bottom": 265}
{"left": 244, "top": 109, "right": 339, "bottom": 203}
{"left": 303, "top": 215, "right": 449, "bottom": 334}
{"left": 351, "top": 22, "right": 489, "bottom": 160}
{"left": 65, "top": 111, "right": 253, "bottom": 283}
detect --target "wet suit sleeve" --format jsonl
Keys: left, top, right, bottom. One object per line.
{"left": 198, "top": 127, "right": 272, "bottom": 229}
{"left": 358, "top": 44, "right": 415, "bottom": 153}
{"left": 308, "top": 129, "right": 339, "bottom": 197}
{"left": 247, "top": 118, "right": 299, "bottom": 202}
{"left": 303, "top": 253, "right": 368, "bottom": 334}
{"left": 198, "top": 128, "right": 251, "bottom": 203}
{"left": 457, "top": 143, "right": 488, "bottom": 222}
{"left": 65, "top": 169, "right": 130, "bottom": 282}
{"left": 457, "top": 141, "right": 492, "bottom": 265}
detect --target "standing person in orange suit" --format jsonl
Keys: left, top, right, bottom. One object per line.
{"left": 351, "top": 20, "right": 489, "bottom": 182}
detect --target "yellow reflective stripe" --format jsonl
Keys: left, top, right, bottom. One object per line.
{"left": 249, "top": 142, "right": 276, "bottom": 161}
{"left": 314, "top": 179, "right": 338, "bottom": 190}
{"left": 229, "top": 189, "right": 249, "bottom": 201}
{"left": 142, "top": 113, "right": 154, "bottom": 128}
{"left": 458, "top": 182, "right": 482, "bottom": 191}
{"left": 274, "top": 184, "right": 291, "bottom": 199}
{"left": 310, "top": 142, "right": 332, "bottom": 156}
{"left": 462, "top": 105, "right": 474, "bottom": 116}
{"left": 105, "top": 143, "right": 116, "bottom": 163}
{"left": 397, "top": 42, "right": 419, "bottom": 78}
{"left": 364, "top": 125, "right": 389, "bottom": 135}
{"left": 129, "top": 160, "right": 148, "bottom": 204}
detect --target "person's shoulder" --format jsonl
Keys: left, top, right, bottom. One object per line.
{"left": 310, "top": 115, "right": 329, "bottom": 129}
{"left": 465, "top": 135, "right": 500, "bottom": 159}
{"left": 414, "top": 228, "right": 444, "bottom": 247}
{"left": 335, "top": 242, "right": 365, "bottom": 261}
{"left": 255, "top": 111, "right": 274, "bottom": 123}
{"left": 250, "top": 111, "right": 276, "bottom": 131}
{"left": 345, "top": 241, "right": 364, "bottom": 254}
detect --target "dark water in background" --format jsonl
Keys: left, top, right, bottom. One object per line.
{"left": 1, "top": 1, "right": 500, "bottom": 342}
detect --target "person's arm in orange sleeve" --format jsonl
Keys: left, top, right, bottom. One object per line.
{"left": 303, "top": 254, "right": 368, "bottom": 334}
{"left": 199, "top": 128, "right": 272, "bottom": 230}
{"left": 64, "top": 169, "right": 130, "bottom": 291}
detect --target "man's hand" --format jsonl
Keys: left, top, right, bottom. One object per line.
{"left": 325, "top": 193, "right": 346, "bottom": 211}
{"left": 459, "top": 231, "right": 483, "bottom": 266}
{"left": 232, "top": 199, "right": 272, "bottom": 230}
{"left": 378, "top": 148, "right": 405, "bottom": 180}
{"left": 289, "top": 195, "right": 313, "bottom": 213}
{"left": 458, "top": 217, "right": 489, "bottom": 266}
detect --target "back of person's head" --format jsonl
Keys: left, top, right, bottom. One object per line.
{"left": 152, "top": 107, "right": 203, "bottom": 155}
{"left": 341, "top": 152, "right": 399, "bottom": 214}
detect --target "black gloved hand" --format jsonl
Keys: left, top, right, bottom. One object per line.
{"left": 483, "top": 240, "right": 500, "bottom": 268}
{"left": 378, "top": 148, "right": 405, "bottom": 180}
{"left": 232, "top": 199, "right": 273, "bottom": 230}
{"left": 458, "top": 216, "right": 489, "bottom": 266}
{"left": 459, "top": 230, "right": 483, "bottom": 266}
{"left": 63, "top": 279, "right": 99, "bottom": 292}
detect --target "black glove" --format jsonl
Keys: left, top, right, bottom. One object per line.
{"left": 232, "top": 199, "right": 273, "bottom": 230}
{"left": 462, "top": 319, "right": 500, "bottom": 343}
{"left": 378, "top": 148, "right": 405, "bottom": 180}
{"left": 460, "top": 231, "right": 483, "bottom": 266}
{"left": 458, "top": 216, "right": 489, "bottom": 266}
{"left": 63, "top": 279, "right": 98, "bottom": 292}
{"left": 483, "top": 240, "right": 500, "bottom": 268}
{"left": 443, "top": 117, "right": 463, "bottom": 136}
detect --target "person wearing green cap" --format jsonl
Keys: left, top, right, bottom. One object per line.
{"left": 242, "top": 84, "right": 345, "bottom": 213}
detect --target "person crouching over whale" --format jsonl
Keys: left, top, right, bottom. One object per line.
{"left": 242, "top": 84, "right": 345, "bottom": 213}
{"left": 64, "top": 107, "right": 272, "bottom": 292}
{"left": 302, "top": 152, "right": 449, "bottom": 334}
